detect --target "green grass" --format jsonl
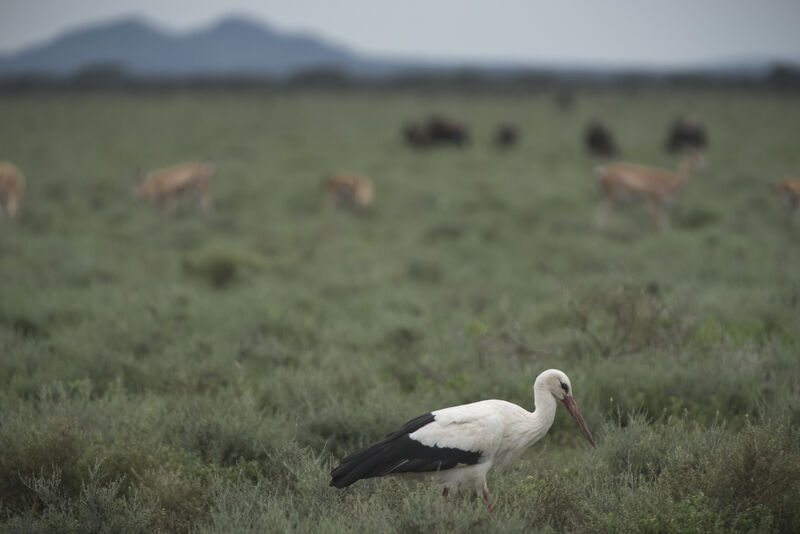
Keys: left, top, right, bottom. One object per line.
{"left": 1, "top": 89, "right": 799, "bottom": 533}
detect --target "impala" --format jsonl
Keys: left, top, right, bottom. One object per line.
{"left": 0, "top": 161, "right": 25, "bottom": 219}
{"left": 773, "top": 177, "right": 800, "bottom": 216}
{"left": 593, "top": 151, "right": 705, "bottom": 230}
{"left": 133, "top": 161, "right": 214, "bottom": 212}
{"left": 323, "top": 172, "right": 374, "bottom": 210}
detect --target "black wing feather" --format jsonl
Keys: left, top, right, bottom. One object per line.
{"left": 330, "top": 412, "right": 482, "bottom": 488}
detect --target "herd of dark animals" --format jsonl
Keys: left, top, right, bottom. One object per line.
{"left": 401, "top": 113, "right": 707, "bottom": 156}
{"left": 404, "top": 116, "right": 520, "bottom": 149}
{"left": 583, "top": 116, "right": 707, "bottom": 157}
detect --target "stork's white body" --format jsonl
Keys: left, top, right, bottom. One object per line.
{"left": 411, "top": 396, "right": 557, "bottom": 495}
{"left": 330, "top": 369, "right": 595, "bottom": 512}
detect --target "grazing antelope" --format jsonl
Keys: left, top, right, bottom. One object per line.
{"left": 593, "top": 150, "right": 705, "bottom": 230}
{"left": 132, "top": 161, "right": 214, "bottom": 212}
{"left": 0, "top": 161, "right": 25, "bottom": 219}
{"left": 773, "top": 177, "right": 800, "bottom": 217}
{"left": 323, "top": 173, "right": 374, "bottom": 210}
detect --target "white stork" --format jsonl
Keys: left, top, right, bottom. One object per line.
{"left": 329, "top": 369, "right": 596, "bottom": 512}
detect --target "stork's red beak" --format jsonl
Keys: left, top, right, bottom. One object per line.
{"left": 561, "top": 396, "right": 596, "bottom": 448}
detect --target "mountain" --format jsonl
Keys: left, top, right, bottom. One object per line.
{"left": 0, "top": 15, "right": 396, "bottom": 78}
{"left": 0, "top": 15, "right": 796, "bottom": 80}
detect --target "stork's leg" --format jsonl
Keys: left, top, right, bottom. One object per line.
{"left": 481, "top": 481, "right": 494, "bottom": 514}
{"left": 442, "top": 488, "right": 449, "bottom": 499}
{"left": 482, "top": 489, "right": 494, "bottom": 514}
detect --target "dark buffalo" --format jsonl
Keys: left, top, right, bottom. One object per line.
{"left": 665, "top": 116, "right": 708, "bottom": 153}
{"left": 403, "top": 115, "right": 471, "bottom": 149}
{"left": 584, "top": 120, "right": 618, "bottom": 157}
{"left": 427, "top": 115, "right": 470, "bottom": 146}
{"left": 403, "top": 122, "right": 432, "bottom": 148}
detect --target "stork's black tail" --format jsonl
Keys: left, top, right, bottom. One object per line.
{"left": 330, "top": 413, "right": 435, "bottom": 488}
{"left": 330, "top": 441, "right": 400, "bottom": 488}
{"left": 329, "top": 412, "right": 481, "bottom": 488}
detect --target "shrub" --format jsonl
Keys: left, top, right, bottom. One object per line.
{"left": 566, "top": 283, "right": 687, "bottom": 359}
{"left": 0, "top": 417, "right": 89, "bottom": 515}
{"left": 3, "top": 465, "right": 157, "bottom": 534}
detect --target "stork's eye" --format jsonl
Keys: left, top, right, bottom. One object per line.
{"left": 560, "top": 383, "right": 569, "bottom": 394}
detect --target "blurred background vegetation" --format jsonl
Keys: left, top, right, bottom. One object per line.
{"left": 1, "top": 87, "right": 799, "bottom": 533}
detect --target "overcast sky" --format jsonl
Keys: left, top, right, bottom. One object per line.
{"left": 1, "top": 0, "right": 798, "bottom": 67}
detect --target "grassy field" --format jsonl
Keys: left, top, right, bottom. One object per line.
{"left": 1, "top": 89, "right": 799, "bottom": 533}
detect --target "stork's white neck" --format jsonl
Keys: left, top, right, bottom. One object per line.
{"left": 491, "top": 386, "right": 560, "bottom": 469}
{"left": 530, "top": 384, "right": 558, "bottom": 432}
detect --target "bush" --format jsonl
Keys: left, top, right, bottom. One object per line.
{"left": 0, "top": 417, "right": 90, "bottom": 515}
{"left": 3, "top": 465, "right": 157, "bottom": 534}
{"left": 498, "top": 416, "right": 799, "bottom": 534}
{"left": 565, "top": 283, "right": 687, "bottom": 359}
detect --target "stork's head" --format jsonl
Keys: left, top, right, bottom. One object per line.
{"left": 535, "top": 369, "right": 596, "bottom": 448}
{"left": 535, "top": 369, "right": 573, "bottom": 400}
